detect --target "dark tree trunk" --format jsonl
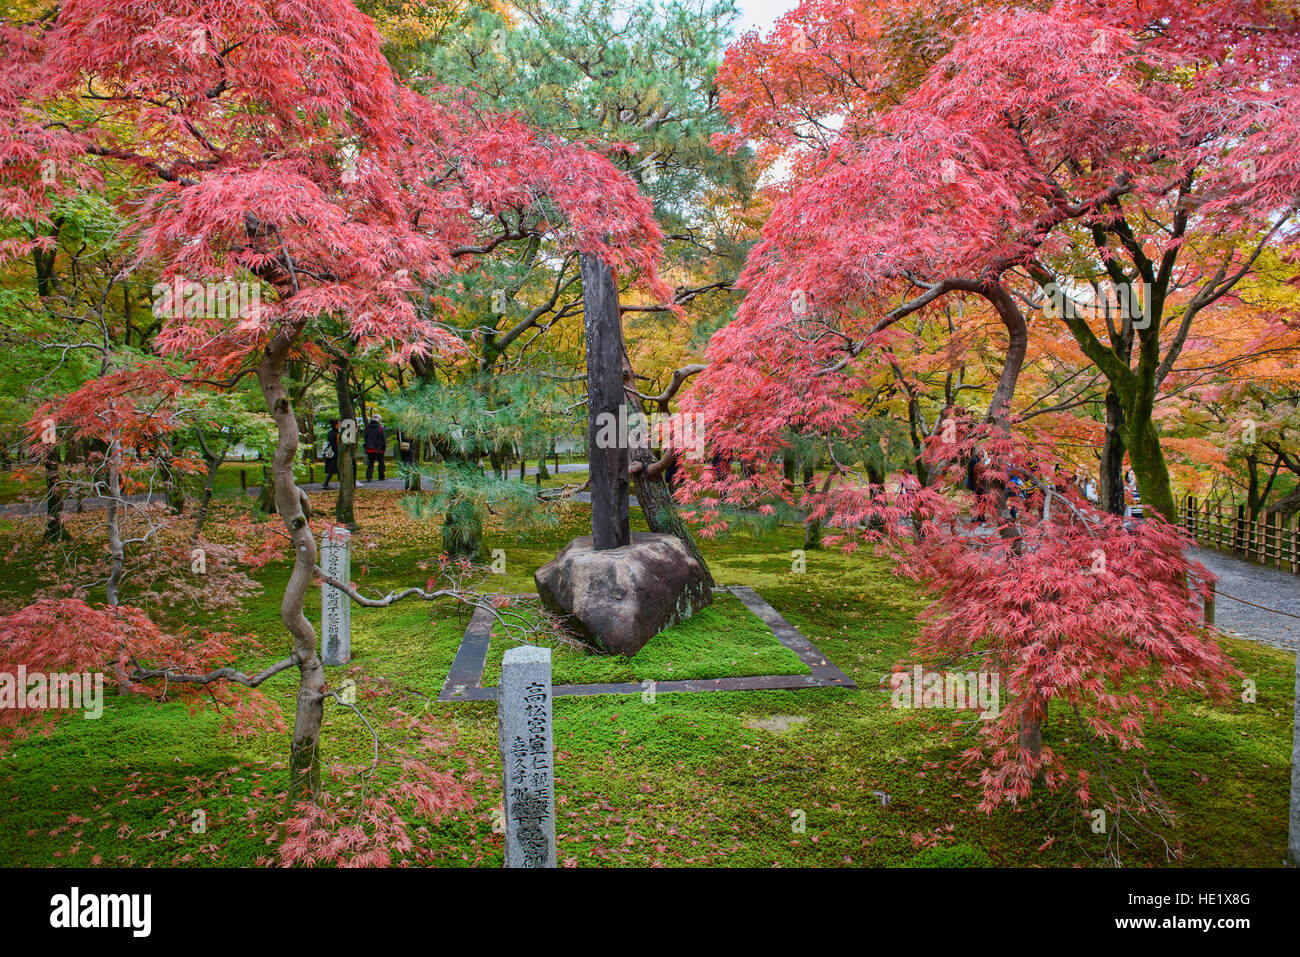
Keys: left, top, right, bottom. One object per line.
{"left": 802, "top": 459, "right": 822, "bottom": 549}
{"left": 1247, "top": 454, "right": 1261, "bottom": 522}
{"left": 1099, "top": 388, "right": 1126, "bottom": 515}
{"left": 257, "top": 465, "right": 277, "bottom": 514}
{"left": 334, "top": 361, "right": 358, "bottom": 530}
{"left": 163, "top": 441, "right": 185, "bottom": 514}
{"left": 1244, "top": 452, "right": 1280, "bottom": 522}
{"left": 192, "top": 441, "right": 229, "bottom": 541}
{"left": 581, "top": 253, "right": 630, "bottom": 550}
{"left": 620, "top": 354, "right": 715, "bottom": 586}
{"left": 43, "top": 454, "right": 64, "bottom": 543}
{"left": 105, "top": 443, "right": 124, "bottom": 607}
{"left": 1019, "top": 712, "right": 1043, "bottom": 773}
{"left": 32, "top": 217, "right": 60, "bottom": 299}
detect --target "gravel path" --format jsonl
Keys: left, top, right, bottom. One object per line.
{"left": 1190, "top": 548, "right": 1299, "bottom": 651}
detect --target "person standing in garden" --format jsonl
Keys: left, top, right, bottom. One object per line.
{"left": 321, "top": 418, "right": 339, "bottom": 491}
{"left": 363, "top": 413, "right": 386, "bottom": 483}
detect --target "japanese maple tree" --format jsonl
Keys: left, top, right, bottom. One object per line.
{"left": 2, "top": 0, "right": 665, "bottom": 798}
{"left": 710, "top": 0, "right": 1300, "bottom": 521}
{"left": 678, "top": 0, "right": 1292, "bottom": 847}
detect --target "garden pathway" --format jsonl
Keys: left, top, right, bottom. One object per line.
{"left": 1190, "top": 547, "right": 1298, "bottom": 651}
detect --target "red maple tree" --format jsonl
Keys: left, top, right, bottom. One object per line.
{"left": 681, "top": 0, "right": 1286, "bottom": 834}
{"left": 708, "top": 0, "right": 1300, "bottom": 520}
{"left": 2, "top": 0, "right": 665, "bottom": 799}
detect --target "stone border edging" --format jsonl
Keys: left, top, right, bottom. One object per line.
{"left": 437, "top": 585, "right": 856, "bottom": 702}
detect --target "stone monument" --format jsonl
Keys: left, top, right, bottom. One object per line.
{"left": 320, "top": 525, "right": 351, "bottom": 666}
{"left": 498, "top": 645, "right": 556, "bottom": 868}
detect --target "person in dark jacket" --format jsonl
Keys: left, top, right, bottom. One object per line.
{"left": 321, "top": 419, "right": 339, "bottom": 490}
{"left": 363, "top": 414, "right": 386, "bottom": 482}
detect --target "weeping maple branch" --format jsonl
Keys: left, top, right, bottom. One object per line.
{"left": 311, "top": 567, "right": 566, "bottom": 646}
{"left": 119, "top": 653, "right": 300, "bottom": 689}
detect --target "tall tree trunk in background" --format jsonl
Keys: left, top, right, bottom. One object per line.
{"left": 43, "top": 453, "right": 64, "bottom": 543}
{"left": 192, "top": 438, "right": 231, "bottom": 541}
{"left": 105, "top": 440, "right": 124, "bottom": 607}
{"left": 1247, "top": 455, "right": 1260, "bottom": 520}
{"left": 801, "top": 458, "right": 822, "bottom": 549}
{"left": 1098, "top": 388, "right": 1126, "bottom": 515}
{"left": 35, "top": 221, "right": 64, "bottom": 543}
{"left": 1045, "top": 270, "right": 1181, "bottom": 522}
{"left": 258, "top": 334, "right": 324, "bottom": 803}
{"left": 1244, "top": 452, "right": 1279, "bottom": 525}
{"left": 257, "top": 464, "right": 276, "bottom": 514}
{"left": 334, "top": 360, "right": 358, "bottom": 530}
{"left": 619, "top": 348, "right": 714, "bottom": 585}
{"left": 163, "top": 439, "right": 185, "bottom": 514}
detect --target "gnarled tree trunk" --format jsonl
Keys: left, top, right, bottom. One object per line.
{"left": 1122, "top": 414, "right": 1176, "bottom": 522}
{"left": 619, "top": 344, "right": 714, "bottom": 585}
{"left": 258, "top": 335, "right": 324, "bottom": 803}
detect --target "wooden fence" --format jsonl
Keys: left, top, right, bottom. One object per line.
{"left": 1181, "top": 496, "right": 1300, "bottom": 575}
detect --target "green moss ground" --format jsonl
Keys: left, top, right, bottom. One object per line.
{"left": 0, "top": 495, "right": 1293, "bottom": 867}
{"left": 478, "top": 594, "right": 810, "bottom": 686}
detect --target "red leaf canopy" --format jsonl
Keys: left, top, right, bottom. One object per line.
{"left": 1, "top": 0, "right": 667, "bottom": 372}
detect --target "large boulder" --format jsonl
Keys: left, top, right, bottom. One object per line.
{"left": 534, "top": 532, "right": 713, "bottom": 656}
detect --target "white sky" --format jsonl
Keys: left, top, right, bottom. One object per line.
{"left": 732, "top": 0, "right": 797, "bottom": 35}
